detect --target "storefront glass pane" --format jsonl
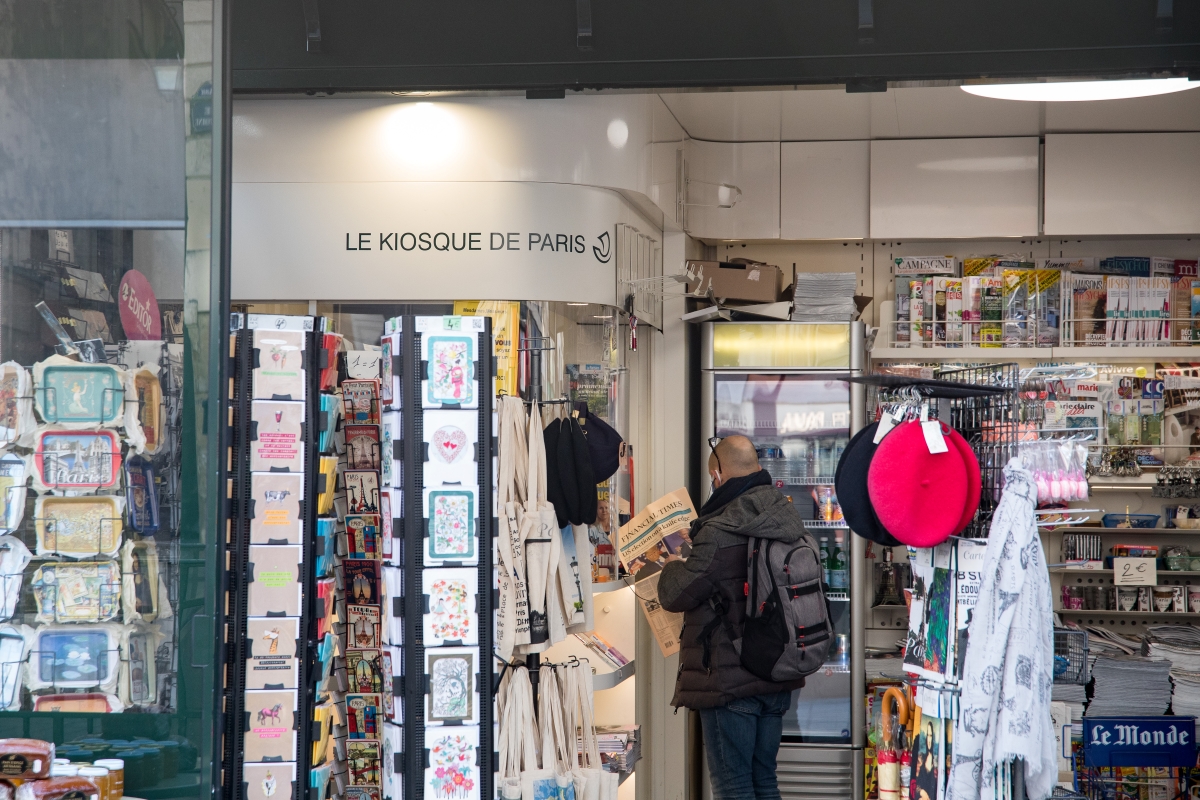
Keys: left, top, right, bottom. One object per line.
{"left": 0, "top": 2, "right": 224, "bottom": 798}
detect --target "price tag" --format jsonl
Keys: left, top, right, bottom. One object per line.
{"left": 1114, "top": 557, "right": 1157, "bottom": 586}
{"left": 921, "top": 421, "right": 949, "bottom": 454}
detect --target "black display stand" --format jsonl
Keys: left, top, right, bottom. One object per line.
{"left": 224, "top": 313, "right": 322, "bottom": 800}
{"left": 400, "top": 316, "right": 495, "bottom": 800}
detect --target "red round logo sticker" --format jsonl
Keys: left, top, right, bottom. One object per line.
{"left": 118, "top": 269, "right": 161, "bottom": 340}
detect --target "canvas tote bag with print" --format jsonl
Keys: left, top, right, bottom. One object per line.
{"left": 497, "top": 666, "right": 541, "bottom": 800}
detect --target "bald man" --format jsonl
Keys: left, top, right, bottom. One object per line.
{"left": 657, "top": 435, "right": 808, "bottom": 800}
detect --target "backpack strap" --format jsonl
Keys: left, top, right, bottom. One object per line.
{"left": 699, "top": 593, "right": 743, "bottom": 673}
{"left": 785, "top": 583, "right": 822, "bottom": 599}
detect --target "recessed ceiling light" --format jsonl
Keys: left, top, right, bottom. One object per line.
{"left": 593, "top": 315, "right": 612, "bottom": 319}
{"left": 566, "top": 303, "right": 588, "bottom": 306}
{"left": 962, "top": 78, "right": 1200, "bottom": 102}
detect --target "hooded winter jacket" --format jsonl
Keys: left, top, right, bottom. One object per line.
{"left": 657, "top": 477, "right": 808, "bottom": 710}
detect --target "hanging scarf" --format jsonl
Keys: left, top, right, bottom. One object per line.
{"left": 949, "top": 459, "right": 1056, "bottom": 800}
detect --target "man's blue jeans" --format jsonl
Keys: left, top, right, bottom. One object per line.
{"left": 699, "top": 690, "right": 793, "bottom": 800}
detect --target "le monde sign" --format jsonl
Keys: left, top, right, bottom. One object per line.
{"left": 232, "top": 182, "right": 636, "bottom": 304}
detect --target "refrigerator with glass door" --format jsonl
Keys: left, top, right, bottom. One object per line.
{"left": 699, "top": 321, "right": 866, "bottom": 800}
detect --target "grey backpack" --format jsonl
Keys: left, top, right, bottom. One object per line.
{"left": 739, "top": 535, "right": 833, "bottom": 682}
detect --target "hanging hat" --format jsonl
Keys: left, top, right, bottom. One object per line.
{"left": 867, "top": 419, "right": 968, "bottom": 548}
{"left": 543, "top": 419, "right": 570, "bottom": 528}
{"left": 574, "top": 402, "right": 624, "bottom": 482}
{"left": 946, "top": 426, "right": 982, "bottom": 534}
{"left": 834, "top": 422, "right": 902, "bottom": 547}
{"left": 567, "top": 417, "right": 597, "bottom": 525}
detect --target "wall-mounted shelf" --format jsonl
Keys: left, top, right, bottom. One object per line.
{"left": 592, "top": 578, "right": 633, "bottom": 594}
{"left": 1043, "top": 526, "right": 1186, "bottom": 534}
{"left": 871, "top": 345, "right": 1200, "bottom": 362}
{"left": 1054, "top": 568, "right": 1200, "bottom": 576}
{"left": 593, "top": 659, "right": 636, "bottom": 691}
{"left": 1057, "top": 609, "right": 1200, "bottom": 618}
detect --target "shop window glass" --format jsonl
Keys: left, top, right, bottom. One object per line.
{"left": 0, "top": 2, "right": 223, "bottom": 798}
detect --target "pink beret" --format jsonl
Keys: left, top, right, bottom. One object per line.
{"left": 867, "top": 419, "right": 968, "bottom": 547}
{"left": 946, "top": 426, "right": 982, "bottom": 534}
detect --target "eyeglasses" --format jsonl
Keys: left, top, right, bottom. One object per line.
{"left": 708, "top": 437, "right": 722, "bottom": 473}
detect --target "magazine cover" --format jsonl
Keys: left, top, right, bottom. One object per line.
{"left": 1071, "top": 274, "right": 1107, "bottom": 346}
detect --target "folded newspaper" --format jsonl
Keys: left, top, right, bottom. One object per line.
{"left": 617, "top": 488, "right": 696, "bottom": 657}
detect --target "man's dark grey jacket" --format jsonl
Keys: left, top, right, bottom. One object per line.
{"left": 657, "top": 484, "right": 808, "bottom": 710}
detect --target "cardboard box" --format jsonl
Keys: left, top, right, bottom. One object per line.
{"left": 686, "top": 260, "right": 783, "bottom": 303}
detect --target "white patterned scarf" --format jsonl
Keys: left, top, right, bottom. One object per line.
{"left": 949, "top": 458, "right": 1056, "bottom": 800}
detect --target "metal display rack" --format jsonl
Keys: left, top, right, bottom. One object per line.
{"left": 224, "top": 314, "right": 322, "bottom": 800}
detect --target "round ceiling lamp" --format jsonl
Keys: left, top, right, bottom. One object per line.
{"left": 961, "top": 78, "right": 1199, "bottom": 102}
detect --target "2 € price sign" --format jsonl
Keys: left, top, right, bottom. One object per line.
{"left": 1114, "top": 557, "right": 1157, "bottom": 586}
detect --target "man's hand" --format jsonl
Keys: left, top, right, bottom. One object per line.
{"left": 663, "top": 553, "right": 684, "bottom": 564}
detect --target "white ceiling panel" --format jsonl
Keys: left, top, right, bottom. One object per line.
{"left": 883, "top": 86, "right": 1043, "bottom": 138}
{"left": 659, "top": 91, "right": 782, "bottom": 141}
{"left": 780, "top": 90, "right": 871, "bottom": 140}
{"left": 1045, "top": 89, "right": 1200, "bottom": 132}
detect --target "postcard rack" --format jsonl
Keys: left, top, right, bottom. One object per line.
{"left": 224, "top": 314, "right": 495, "bottom": 800}
{"left": 397, "top": 315, "right": 496, "bottom": 800}
{"left": 225, "top": 314, "right": 322, "bottom": 800}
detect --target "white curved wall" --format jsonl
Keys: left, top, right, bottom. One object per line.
{"left": 232, "top": 95, "right": 682, "bottom": 302}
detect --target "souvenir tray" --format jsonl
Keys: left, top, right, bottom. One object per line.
{"left": 133, "top": 368, "right": 164, "bottom": 454}
{"left": 121, "top": 539, "right": 161, "bottom": 622}
{"left": 33, "top": 356, "right": 125, "bottom": 427}
{"left": 121, "top": 624, "right": 159, "bottom": 706}
{"left": 34, "top": 495, "right": 124, "bottom": 559}
{"left": 125, "top": 456, "right": 159, "bottom": 533}
{"left": 0, "top": 454, "right": 27, "bottom": 533}
{"left": 27, "top": 623, "right": 121, "bottom": 692}
{"left": 0, "top": 625, "right": 30, "bottom": 709}
{"left": 0, "top": 362, "right": 35, "bottom": 446}
{"left": 422, "top": 486, "right": 478, "bottom": 566}
{"left": 244, "top": 688, "right": 299, "bottom": 762}
{"left": 30, "top": 561, "right": 120, "bottom": 623}
{"left": 244, "top": 762, "right": 297, "bottom": 800}
{"left": 424, "top": 645, "right": 479, "bottom": 726}
{"left": 247, "top": 544, "right": 303, "bottom": 617}
{"left": 33, "top": 429, "right": 121, "bottom": 491}
{"left": 251, "top": 472, "right": 304, "bottom": 545}
{"left": 421, "top": 567, "right": 479, "bottom": 646}
{"left": 0, "top": 536, "right": 31, "bottom": 620}
{"left": 252, "top": 329, "right": 307, "bottom": 402}
{"left": 423, "top": 726, "right": 480, "bottom": 800}
{"left": 421, "top": 409, "right": 478, "bottom": 487}
{"left": 31, "top": 692, "right": 123, "bottom": 713}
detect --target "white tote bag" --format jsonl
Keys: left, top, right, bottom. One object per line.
{"left": 535, "top": 665, "right": 578, "bottom": 800}
{"left": 497, "top": 667, "right": 540, "bottom": 800}
{"left": 570, "top": 661, "right": 618, "bottom": 800}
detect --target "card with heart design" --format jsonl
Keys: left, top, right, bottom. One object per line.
{"left": 421, "top": 410, "right": 478, "bottom": 487}
{"left": 421, "top": 567, "right": 478, "bottom": 646}
{"left": 424, "top": 645, "right": 479, "bottom": 726}
{"left": 422, "top": 487, "right": 478, "bottom": 566}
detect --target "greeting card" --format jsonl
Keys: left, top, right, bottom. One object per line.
{"left": 244, "top": 689, "right": 298, "bottom": 762}
{"left": 423, "top": 726, "right": 480, "bottom": 800}
{"left": 253, "top": 329, "right": 306, "bottom": 401}
{"left": 347, "top": 740, "right": 382, "bottom": 787}
{"left": 250, "top": 401, "right": 305, "bottom": 473}
{"left": 343, "top": 559, "right": 381, "bottom": 606}
{"left": 424, "top": 646, "right": 479, "bottom": 726}
{"left": 345, "top": 425, "right": 381, "bottom": 471}
{"left": 346, "top": 649, "right": 383, "bottom": 694}
{"left": 247, "top": 617, "right": 300, "bottom": 690}
{"left": 251, "top": 472, "right": 304, "bottom": 545}
{"left": 342, "top": 380, "right": 381, "bottom": 425}
{"left": 344, "top": 515, "right": 382, "bottom": 560}
{"left": 421, "top": 568, "right": 478, "bottom": 646}
{"left": 421, "top": 409, "right": 479, "bottom": 487}
{"left": 244, "top": 762, "right": 296, "bottom": 800}
{"left": 344, "top": 470, "right": 381, "bottom": 515}
{"left": 345, "top": 693, "right": 382, "bottom": 739}
{"left": 380, "top": 334, "right": 397, "bottom": 409}
{"left": 423, "top": 336, "right": 476, "bottom": 409}
{"left": 248, "top": 545, "right": 303, "bottom": 617}
{"left": 347, "top": 605, "right": 381, "bottom": 649}
{"left": 423, "top": 487, "right": 478, "bottom": 566}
